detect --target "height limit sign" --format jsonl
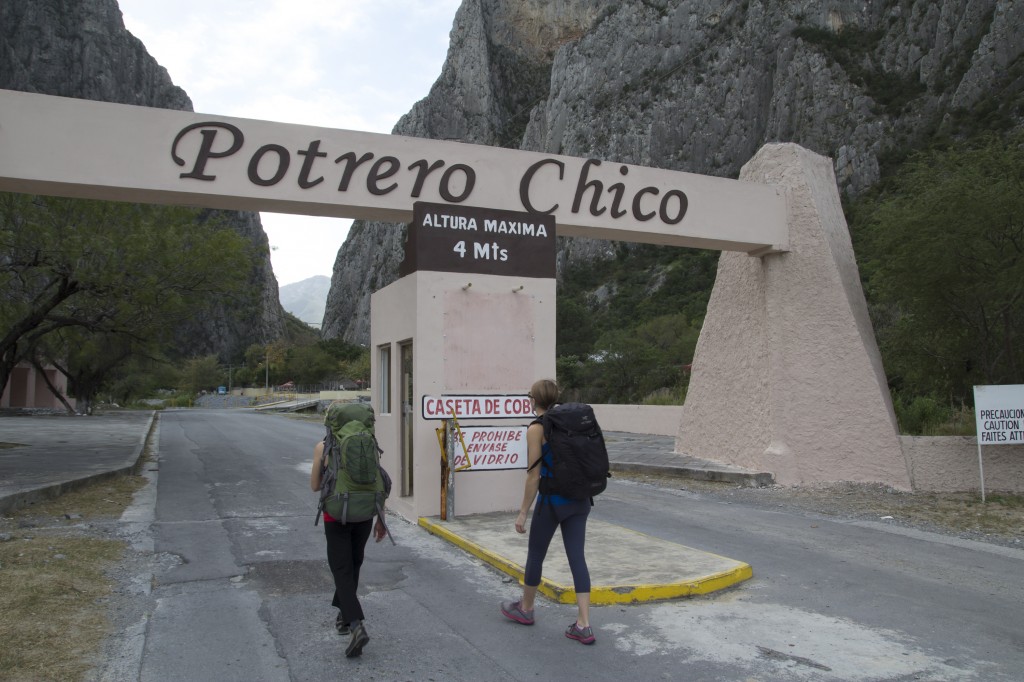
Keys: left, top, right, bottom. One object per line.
{"left": 399, "top": 202, "right": 556, "bottom": 278}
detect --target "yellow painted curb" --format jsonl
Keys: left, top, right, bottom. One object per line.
{"left": 418, "top": 517, "right": 753, "bottom": 605}
{"left": 418, "top": 517, "right": 526, "bottom": 580}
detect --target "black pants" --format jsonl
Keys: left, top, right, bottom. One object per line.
{"left": 524, "top": 497, "right": 591, "bottom": 593}
{"left": 324, "top": 519, "right": 373, "bottom": 624}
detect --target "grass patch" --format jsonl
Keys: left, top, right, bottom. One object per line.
{"left": 11, "top": 474, "right": 148, "bottom": 520}
{"left": 0, "top": 536, "right": 123, "bottom": 680}
{"left": 0, "top": 473, "right": 147, "bottom": 680}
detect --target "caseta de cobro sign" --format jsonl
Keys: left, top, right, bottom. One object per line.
{"left": 452, "top": 426, "right": 529, "bottom": 471}
{"left": 421, "top": 394, "right": 532, "bottom": 420}
{"left": 974, "top": 384, "right": 1024, "bottom": 444}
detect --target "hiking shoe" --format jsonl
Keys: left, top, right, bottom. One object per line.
{"left": 565, "top": 622, "right": 595, "bottom": 645}
{"left": 345, "top": 621, "right": 369, "bottom": 658}
{"left": 335, "top": 612, "right": 350, "bottom": 636}
{"left": 500, "top": 600, "right": 535, "bottom": 625}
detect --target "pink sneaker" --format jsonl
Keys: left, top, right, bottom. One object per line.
{"left": 500, "top": 600, "right": 535, "bottom": 625}
{"left": 565, "top": 622, "right": 595, "bottom": 645}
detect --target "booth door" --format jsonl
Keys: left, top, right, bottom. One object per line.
{"left": 400, "top": 341, "right": 414, "bottom": 497}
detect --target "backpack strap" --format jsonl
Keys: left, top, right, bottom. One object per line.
{"left": 527, "top": 417, "right": 544, "bottom": 472}
{"left": 314, "top": 436, "right": 332, "bottom": 525}
{"left": 375, "top": 499, "right": 396, "bottom": 546}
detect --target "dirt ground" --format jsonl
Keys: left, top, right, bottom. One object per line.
{"left": 616, "top": 471, "right": 1024, "bottom": 549}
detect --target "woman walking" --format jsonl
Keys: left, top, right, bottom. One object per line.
{"left": 500, "top": 378, "right": 595, "bottom": 645}
{"left": 311, "top": 403, "right": 387, "bottom": 658}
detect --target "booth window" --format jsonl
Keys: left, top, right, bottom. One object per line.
{"left": 378, "top": 345, "right": 391, "bottom": 414}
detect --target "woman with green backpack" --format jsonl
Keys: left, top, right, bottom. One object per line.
{"left": 311, "top": 402, "right": 388, "bottom": 658}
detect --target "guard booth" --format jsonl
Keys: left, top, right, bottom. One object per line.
{"left": 371, "top": 202, "right": 556, "bottom": 522}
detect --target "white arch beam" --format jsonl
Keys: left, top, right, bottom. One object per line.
{"left": 0, "top": 89, "right": 786, "bottom": 254}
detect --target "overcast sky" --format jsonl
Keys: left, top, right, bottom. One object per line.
{"left": 118, "top": 0, "right": 461, "bottom": 286}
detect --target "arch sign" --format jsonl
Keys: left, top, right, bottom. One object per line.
{"left": 0, "top": 89, "right": 787, "bottom": 254}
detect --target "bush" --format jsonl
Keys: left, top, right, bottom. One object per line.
{"left": 164, "top": 393, "right": 196, "bottom": 409}
{"left": 642, "top": 386, "right": 687, "bottom": 405}
{"left": 892, "top": 393, "right": 975, "bottom": 436}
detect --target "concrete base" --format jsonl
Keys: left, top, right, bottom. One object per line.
{"left": 420, "top": 512, "right": 752, "bottom": 605}
{"left": 677, "top": 143, "right": 911, "bottom": 489}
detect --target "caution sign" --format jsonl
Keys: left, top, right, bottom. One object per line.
{"left": 974, "top": 384, "right": 1024, "bottom": 444}
{"left": 452, "top": 426, "right": 529, "bottom": 471}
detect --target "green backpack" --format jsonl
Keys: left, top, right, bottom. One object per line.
{"left": 317, "top": 403, "right": 390, "bottom": 526}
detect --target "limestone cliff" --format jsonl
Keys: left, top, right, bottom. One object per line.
{"left": 0, "top": 0, "right": 285, "bottom": 360}
{"left": 323, "top": 0, "right": 1024, "bottom": 344}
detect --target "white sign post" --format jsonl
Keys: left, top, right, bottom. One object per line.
{"left": 972, "top": 384, "right": 1024, "bottom": 502}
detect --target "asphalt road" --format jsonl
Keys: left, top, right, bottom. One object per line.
{"left": 129, "top": 409, "right": 1024, "bottom": 681}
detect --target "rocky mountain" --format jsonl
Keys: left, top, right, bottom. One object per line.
{"left": 279, "top": 275, "right": 331, "bottom": 328}
{"left": 0, "top": 0, "right": 285, "bottom": 360}
{"left": 323, "top": 0, "right": 1024, "bottom": 344}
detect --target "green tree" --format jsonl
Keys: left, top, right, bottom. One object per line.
{"left": 339, "top": 350, "right": 371, "bottom": 387}
{"left": 855, "top": 133, "right": 1024, "bottom": 403}
{"left": 285, "top": 343, "right": 338, "bottom": 385}
{"left": 556, "top": 298, "right": 596, "bottom": 357}
{"left": 0, "top": 193, "right": 249, "bottom": 400}
{"left": 178, "top": 355, "right": 222, "bottom": 394}
{"left": 233, "top": 366, "right": 255, "bottom": 388}
{"left": 319, "top": 338, "right": 367, "bottom": 362}
{"left": 49, "top": 331, "right": 149, "bottom": 414}
{"left": 244, "top": 341, "right": 288, "bottom": 388}
{"left": 103, "top": 353, "right": 179, "bottom": 405}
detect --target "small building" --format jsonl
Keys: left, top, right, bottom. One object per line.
{"left": 1, "top": 361, "right": 76, "bottom": 411}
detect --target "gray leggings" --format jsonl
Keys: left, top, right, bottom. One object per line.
{"left": 524, "top": 497, "right": 591, "bottom": 593}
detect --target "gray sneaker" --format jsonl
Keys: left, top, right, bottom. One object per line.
{"left": 500, "top": 600, "right": 535, "bottom": 625}
{"left": 565, "top": 622, "right": 595, "bottom": 645}
{"left": 335, "top": 612, "right": 350, "bottom": 636}
{"left": 346, "top": 621, "right": 369, "bottom": 658}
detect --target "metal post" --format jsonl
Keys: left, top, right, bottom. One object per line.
{"left": 440, "top": 420, "right": 449, "bottom": 521}
{"left": 445, "top": 420, "right": 456, "bottom": 520}
{"left": 977, "top": 439, "right": 986, "bottom": 503}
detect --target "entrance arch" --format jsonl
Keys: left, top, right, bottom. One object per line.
{"left": 0, "top": 88, "right": 912, "bottom": 506}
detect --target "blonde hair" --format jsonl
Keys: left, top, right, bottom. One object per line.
{"left": 529, "top": 379, "right": 559, "bottom": 410}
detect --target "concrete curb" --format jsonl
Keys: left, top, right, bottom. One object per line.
{"left": 611, "top": 461, "right": 775, "bottom": 487}
{"left": 0, "top": 411, "right": 157, "bottom": 515}
{"left": 419, "top": 516, "right": 753, "bottom": 605}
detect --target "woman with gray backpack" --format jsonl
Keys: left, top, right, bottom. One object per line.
{"left": 311, "top": 402, "right": 390, "bottom": 658}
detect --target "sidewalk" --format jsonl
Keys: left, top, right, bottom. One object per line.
{"left": 0, "top": 412, "right": 762, "bottom": 603}
{"left": 0, "top": 410, "right": 155, "bottom": 514}
{"left": 420, "top": 513, "right": 751, "bottom": 605}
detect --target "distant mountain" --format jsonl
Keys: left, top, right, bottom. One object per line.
{"left": 0, "top": 0, "right": 286, "bottom": 360}
{"left": 323, "top": 0, "right": 1024, "bottom": 344}
{"left": 279, "top": 275, "right": 331, "bottom": 327}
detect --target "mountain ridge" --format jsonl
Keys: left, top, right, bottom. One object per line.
{"left": 321, "top": 0, "right": 1024, "bottom": 345}
{"left": 279, "top": 275, "right": 331, "bottom": 328}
